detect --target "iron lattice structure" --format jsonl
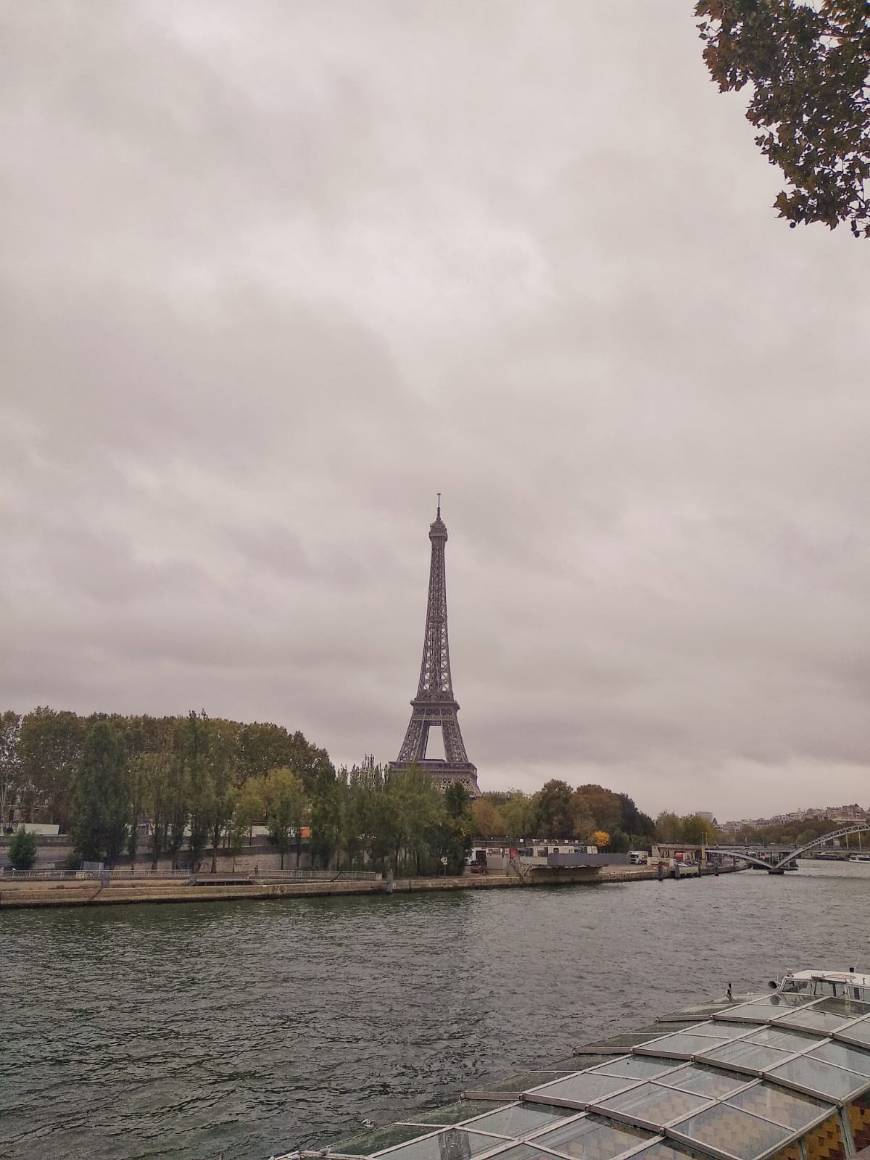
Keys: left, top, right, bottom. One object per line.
{"left": 389, "top": 501, "right": 480, "bottom": 796}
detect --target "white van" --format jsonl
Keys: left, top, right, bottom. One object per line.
{"left": 628, "top": 850, "right": 648, "bottom": 865}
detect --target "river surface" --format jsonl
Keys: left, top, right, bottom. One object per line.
{"left": 2, "top": 862, "right": 869, "bottom": 1160}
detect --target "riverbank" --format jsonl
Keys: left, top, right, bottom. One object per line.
{"left": 0, "top": 862, "right": 740, "bottom": 910}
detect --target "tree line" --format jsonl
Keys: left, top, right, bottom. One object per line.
{"left": 0, "top": 707, "right": 331, "bottom": 835}
{"left": 470, "top": 780, "right": 660, "bottom": 852}
{"left": 0, "top": 707, "right": 476, "bottom": 874}
{"left": 1, "top": 707, "right": 719, "bottom": 873}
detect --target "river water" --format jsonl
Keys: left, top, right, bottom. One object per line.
{"left": 2, "top": 862, "right": 869, "bottom": 1160}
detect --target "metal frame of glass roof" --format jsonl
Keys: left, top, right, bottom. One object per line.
{"left": 299, "top": 1004, "right": 870, "bottom": 1160}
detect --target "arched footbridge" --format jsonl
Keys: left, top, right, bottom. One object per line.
{"left": 707, "top": 823, "right": 870, "bottom": 874}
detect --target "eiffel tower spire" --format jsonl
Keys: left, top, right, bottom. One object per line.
{"left": 390, "top": 500, "right": 480, "bottom": 795}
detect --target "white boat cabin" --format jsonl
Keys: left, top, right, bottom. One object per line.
{"left": 778, "top": 969, "right": 870, "bottom": 1002}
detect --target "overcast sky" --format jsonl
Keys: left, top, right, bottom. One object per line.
{"left": 2, "top": 2, "right": 868, "bottom": 822}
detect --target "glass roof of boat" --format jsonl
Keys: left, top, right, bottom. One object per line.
{"left": 299, "top": 1006, "right": 870, "bottom": 1160}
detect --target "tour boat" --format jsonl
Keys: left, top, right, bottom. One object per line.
{"left": 849, "top": 853, "right": 870, "bottom": 863}
{"left": 285, "top": 968, "right": 870, "bottom": 1160}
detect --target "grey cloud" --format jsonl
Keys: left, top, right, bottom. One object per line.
{"left": 2, "top": 0, "right": 869, "bottom": 820}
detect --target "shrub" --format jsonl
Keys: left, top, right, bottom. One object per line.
{"left": 8, "top": 828, "right": 38, "bottom": 871}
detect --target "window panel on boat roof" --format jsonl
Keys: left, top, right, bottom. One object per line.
{"left": 670, "top": 1102, "right": 792, "bottom": 1160}
{"left": 836, "top": 1017, "right": 870, "bottom": 1048}
{"left": 811, "top": 998, "right": 870, "bottom": 1019}
{"left": 774, "top": 1008, "right": 857, "bottom": 1034}
{"left": 720, "top": 998, "right": 816, "bottom": 1023}
{"left": 698, "top": 1042, "right": 794, "bottom": 1073}
{"left": 741, "top": 1028, "right": 823, "bottom": 1053}
{"left": 373, "top": 1128, "right": 513, "bottom": 1160}
{"left": 624, "top": 1143, "right": 705, "bottom": 1160}
{"left": 411, "top": 1102, "right": 511, "bottom": 1126}
{"left": 765, "top": 1056, "right": 870, "bottom": 1100}
{"left": 592, "top": 1082, "right": 712, "bottom": 1128}
{"left": 525, "top": 1072, "right": 638, "bottom": 1106}
{"left": 593, "top": 1057, "right": 681, "bottom": 1080}
{"left": 725, "top": 1083, "right": 831, "bottom": 1130}
{"left": 481, "top": 1146, "right": 572, "bottom": 1160}
{"left": 332, "top": 1124, "right": 438, "bottom": 1155}
{"left": 806, "top": 1041, "right": 870, "bottom": 1077}
{"left": 690, "top": 1023, "right": 750, "bottom": 1041}
{"left": 472, "top": 1072, "right": 575, "bottom": 1097}
{"left": 645, "top": 1034, "right": 745, "bottom": 1059}
{"left": 531, "top": 1113, "right": 652, "bottom": 1160}
{"left": 462, "top": 1104, "right": 572, "bottom": 1137}
{"left": 657, "top": 1066, "right": 751, "bottom": 1099}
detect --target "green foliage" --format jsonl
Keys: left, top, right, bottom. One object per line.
{"left": 8, "top": 827, "right": 37, "bottom": 871}
{"left": 471, "top": 796, "right": 507, "bottom": 838}
{"left": 259, "top": 767, "right": 308, "bottom": 869}
{"left": 534, "top": 780, "right": 576, "bottom": 838}
{"left": 18, "top": 706, "right": 85, "bottom": 830}
{"left": 655, "top": 810, "right": 721, "bottom": 845}
{"left": 467, "top": 783, "right": 656, "bottom": 847}
{"left": 72, "top": 721, "right": 129, "bottom": 864}
{"left": 0, "top": 710, "right": 23, "bottom": 826}
{"left": 695, "top": 0, "right": 869, "bottom": 235}
{"left": 499, "top": 791, "right": 537, "bottom": 840}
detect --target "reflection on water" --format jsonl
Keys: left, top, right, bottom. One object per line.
{"left": 1, "top": 861, "right": 868, "bottom": 1160}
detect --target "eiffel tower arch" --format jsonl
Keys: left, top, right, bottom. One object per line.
{"left": 389, "top": 500, "right": 480, "bottom": 796}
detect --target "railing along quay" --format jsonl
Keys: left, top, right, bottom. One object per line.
{"left": 0, "top": 867, "right": 382, "bottom": 883}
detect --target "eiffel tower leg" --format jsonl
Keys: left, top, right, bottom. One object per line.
{"left": 441, "top": 713, "right": 469, "bottom": 765}
{"left": 397, "top": 712, "right": 426, "bottom": 764}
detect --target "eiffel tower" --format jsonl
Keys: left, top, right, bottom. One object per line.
{"left": 389, "top": 498, "right": 480, "bottom": 796}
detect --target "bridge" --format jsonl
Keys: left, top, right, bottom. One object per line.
{"left": 707, "top": 823, "right": 870, "bottom": 874}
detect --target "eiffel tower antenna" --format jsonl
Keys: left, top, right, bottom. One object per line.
{"left": 389, "top": 503, "right": 480, "bottom": 795}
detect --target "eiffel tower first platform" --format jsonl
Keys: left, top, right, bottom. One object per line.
{"left": 389, "top": 500, "right": 480, "bottom": 796}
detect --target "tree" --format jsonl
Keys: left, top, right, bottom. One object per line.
{"left": 0, "top": 710, "right": 23, "bottom": 826}
{"left": 681, "top": 814, "right": 719, "bottom": 845}
{"left": 574, "top": 785, "right": 623, "bottom": 835}
{"left": 72, "top": 721, "right": 129, "bottom": 865}
{"left": 205, "top": 720, "right": 239, "bottom": 872}
{"left": 8, "top": 827, "right": 37, "bottom": 870}
{"left": 591, "top": 829, "right": 611, "bottom": 850}
{"left": 126, "top": 755, "right": 147, "bottom": 869}
{"left": 655, "top": 811, "right": 683, "bottom": 842}
{"left": 439, "top": 783, "right": 474, "bottom": 874}
{"left": 471, "top": 797, "right": 506, "bottom": 838}
{"left": 261, "top": 767, "right": 308, "bottom": 869}
{"left": 500, "top": 791, "right": 537, "bottom": 840}
{"left": 18, "top": 707, "right": 85, "bottom": 829}
{"left": 138, "top": 748, "right": 175, "bottom": 868}
{"left": 232, "top": 777, "right": 264, "bottom": 844}
{"left": 534, "top": 780, "right": 576, "bottom": 839}
{"left": 571, "top": 804, "right": 597, "bottom": 843}
{"left": 386, "top": 768, "right": 443, "bottom": 875}
{"left": 309, "top": 769, "right": 347, "bottom": 869}
{"left": 695, "top": 0, "right": 869, "bottom": 236}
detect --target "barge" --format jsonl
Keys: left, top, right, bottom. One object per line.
{"left": 281, "top": 971, "right": 870, "bottom": 1160}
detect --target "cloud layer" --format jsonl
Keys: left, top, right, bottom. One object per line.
{"left": 2, "top": 1, "right": 868, "bottom": 820}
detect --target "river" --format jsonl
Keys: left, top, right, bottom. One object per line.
{"left": 2, "top": 862, "right": 869, "bottom": 1160}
